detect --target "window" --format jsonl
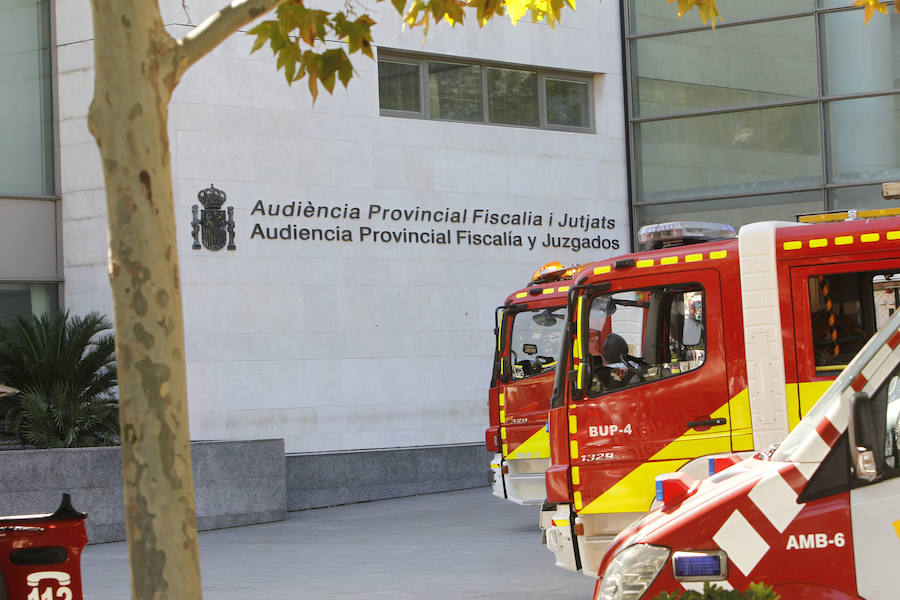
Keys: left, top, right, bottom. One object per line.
{"left": 808, "top": 271, "right": 900, "bottom": 372}
{"left": 582, "top": 285, "right": 706, "bottom": 396}
{"left": 882, "top": 371, "right": 900, "bottom": 471}
{"left": 825, "top": 95, "right": 900, "bottom": 185}
{"left": 631, "top": 17, "right": 817, "bottom": 118}
{"left": 429, "top": 62, "right": 483, "bottom": 122}
{"left": 1, "top": 0, "right": 54, "bottom": 196}
{"left": 861, "top": 364, "right": 900, "bottom": 474}
{"left": 487, "top": 67, "right": 539, "bottom": 126}
{"left": 627, "top": 0, "right": 812, "bottom": 36}
{"left": 0, "top": 283, "right": 58, "bottom": 322}
{"left": 377, "top": 52, "right": 594, "bottom": 132}
{"left": 636, "top": 103, "right": 822, "bottom": 203}
{"left": 377, "top": 60, "right": 420, "bottom": 113}
{"left": 509, "top": 307, "right": 566, "bottom": 380}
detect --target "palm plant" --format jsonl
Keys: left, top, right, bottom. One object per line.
{"left": 0, "top": 312, "right": 118, "bottom": 448}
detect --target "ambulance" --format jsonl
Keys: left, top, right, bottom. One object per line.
{"left": 488, "top": 262, "right": 578, "bottom": 506}
{"left": 593, "top": 304, "right": 900, "bottom": 600}
{"left": 544, "top": 210, "right": 900, "bottom": 577}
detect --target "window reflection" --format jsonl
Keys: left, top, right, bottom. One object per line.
{"left": 632, "top": 18, "right": 817, "bottom": 117}
{"left": 429, "top": 62, "right": 483, "bottom": 122}
{"left": 826, "top": 95, "right": 900, "bottom": 185}
{"left": 637, "top": 104, "right": 822, "bottom": 202}
{"left": 487, "top": 67, "right": 539, "bottom": 127}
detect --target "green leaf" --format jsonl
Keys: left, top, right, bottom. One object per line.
{"left": 332, "top": 13, "right": 376, "bottom": 58}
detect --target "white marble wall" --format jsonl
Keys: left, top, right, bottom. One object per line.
{"left": 56, "top": 0, "right": 629, "bottom": 453}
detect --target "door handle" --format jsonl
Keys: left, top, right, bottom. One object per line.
{"left": 687, "top": 418, "right": 727, "bottom": 428}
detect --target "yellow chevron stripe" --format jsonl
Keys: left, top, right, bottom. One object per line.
{"left": 505, "top": 426, "right": 551, "bottom": 460}
{"left": 572, "top": 381, "right": 844, "bottom": 516}
{"left": 576, "top": 394, "right": 739, "bottom": 515}
{"left": 578, "top": 459, "right": 689, "bottom": 514}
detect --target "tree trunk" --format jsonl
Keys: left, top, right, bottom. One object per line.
{"left": 88, "top": 3, "right": 202, "bottom": 599}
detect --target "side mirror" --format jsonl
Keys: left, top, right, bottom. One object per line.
{"left": 849, "top": 392, "right": 881, "bottom": 482}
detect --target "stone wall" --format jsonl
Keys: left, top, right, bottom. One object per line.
{"left": 0, "top": 439, "right": 286, "bottom": 543}
{"left": 287, "top": 443, "right": 490, "bottom": 510}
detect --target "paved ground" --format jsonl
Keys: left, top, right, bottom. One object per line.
{"left": 81, "top": 487, "right": 597, "bottom": 599}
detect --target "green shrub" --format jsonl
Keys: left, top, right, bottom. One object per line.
{"left": 0, "top": 311, "right": 118, "bottom": 448}
{"left": 653, "top": 582, "right": 780, "bottom": 600}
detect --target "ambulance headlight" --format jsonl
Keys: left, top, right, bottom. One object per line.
{"left": 596, "top": 544, "right": 670, "bottom": 600}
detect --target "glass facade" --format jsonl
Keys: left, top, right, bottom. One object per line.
{"left": 0, "top": 0, "right": 58, "bottom": 320}
{"left": 624, "top": 1, "right": 900, "bottom": 230}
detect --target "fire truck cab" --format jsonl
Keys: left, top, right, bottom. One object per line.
{"left": 488, "top": 262, "right": 578, "bottom": 506}
{"left": 545, "top": 213, "right": 900, "bottom": 577}
{"left": 593, "top": 305, "right": 900, "bottom": 600}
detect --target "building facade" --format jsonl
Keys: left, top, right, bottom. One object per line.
{"left": 3, "top": 0, "right": 899, "bottom": 505}
{"left": 1, "top": 0, "right": 628, "bottom": 502}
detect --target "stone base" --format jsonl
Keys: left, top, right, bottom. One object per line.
{"left": 287, "top": 443, "right": 491, "bottom": 510}
{"left": 0, "top": 439, "right": 286, "bottom": 544}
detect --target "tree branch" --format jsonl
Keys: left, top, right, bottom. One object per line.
{"left": 175, "top": 0, "right": 289, "bottom": 81}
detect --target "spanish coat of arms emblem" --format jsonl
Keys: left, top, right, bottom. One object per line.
{"left": 191, "top": 184, "right": 236, "bottom": 251}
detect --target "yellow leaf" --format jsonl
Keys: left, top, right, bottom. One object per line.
{"left": 856, "top": 0, "right": 888, "bottom": 23}
{"left": 506, "top": 0, "right": 528, "bottom": 24}
{"left": 697, "top": 0, "right": 720, "bottom": 27}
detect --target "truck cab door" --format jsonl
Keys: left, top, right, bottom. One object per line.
{"left": 568, "top": 269, "right": 731, "bottom": 516}
{"left": 789, "top": 261, "right": 900, "bottom": 425}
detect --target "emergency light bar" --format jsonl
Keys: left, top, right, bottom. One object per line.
{"left": 530, "top": 261, "right": 581, "bottom": 284}
{"left": 638, "top": 222, "right": 736, "bottom": 251}
{"left": 672, "top": 551, "right": 728, "bottom": 581}
{"left": 654, "top": 472, "right": 697, "bottom": 508}
{"left": 708, "top": 455, "right": 742, "bottom": 476}
{"left": 795, "top": 206, "right": 900, "bottom": 224}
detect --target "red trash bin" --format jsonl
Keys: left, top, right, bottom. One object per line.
{"left": 0, "top": 494, "right": 87, "bottom": 600}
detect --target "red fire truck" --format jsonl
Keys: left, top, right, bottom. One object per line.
{"left": 488, "top": 262, "right": 578, "bottom": 507}
{"left": 593, "top": 305, "right": 900, "bottom": 600}
{"left": 544, "top": 212, "right": 900, "bottom": 577}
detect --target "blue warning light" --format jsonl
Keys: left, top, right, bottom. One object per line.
{"left": 673, "top": 553, "right": 724, "bottom": 579}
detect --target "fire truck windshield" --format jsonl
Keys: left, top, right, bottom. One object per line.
{"left": 509, "top": 308, "right": 565, "bottom": 380}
